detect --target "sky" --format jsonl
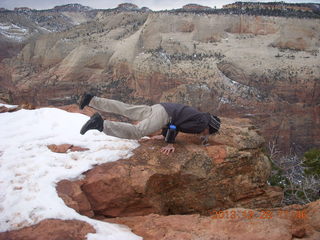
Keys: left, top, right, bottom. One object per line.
{"left": 1, "top": 0, "right": 319, "bottom": 11}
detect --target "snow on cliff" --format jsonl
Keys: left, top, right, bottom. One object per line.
{"left": 0, "top": 104, "right": 141, "bottom": 240}
{"left": 0, "top": 23, "right": 29, "bottom": 41}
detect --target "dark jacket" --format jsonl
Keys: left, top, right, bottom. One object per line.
{"left": 159, "top": 102, "right": 210, "bottom": 142}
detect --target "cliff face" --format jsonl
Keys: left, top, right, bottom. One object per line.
{"left": 0, "top": 11, "right": 319, "bottom": 153}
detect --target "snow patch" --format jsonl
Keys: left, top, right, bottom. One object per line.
{"left": 219, "top": 96, "right": 231, "bottom": 104}
{"left": 0, "top": 23, "right": 29, "bottom": 41}
{"left": 0, "top": 107, "right": 141, "bottom": 240}
{"left": 0, "top": 103, "right": 18, "bottom": 108}
{"left": 38, "top": 26, "right": 52, "bottom": 33}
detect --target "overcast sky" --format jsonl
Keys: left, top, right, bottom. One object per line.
{"left": 1, "top": 0, "right": 319, "bottom": 11}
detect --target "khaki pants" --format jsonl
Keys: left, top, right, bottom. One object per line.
{"left": 88, "top": 96, "right": 170, "bottom": 139}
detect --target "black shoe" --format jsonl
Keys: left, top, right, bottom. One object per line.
{"left": 80, "top": 112, "right": 104, "bottom": 135}
{"left": 79, "top": 92, "right": 94, "bottom": 110}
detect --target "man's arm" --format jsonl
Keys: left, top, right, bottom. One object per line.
{"left": 150, "top": 135, "right": 164, "bottom": 140}
{"left": 160, "top": 127, "right": 179, "bottom": 155}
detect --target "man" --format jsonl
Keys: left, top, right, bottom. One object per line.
{"left": 79, "top": 93, "right": 221, "bottom": 155}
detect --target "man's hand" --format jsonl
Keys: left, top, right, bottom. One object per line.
{"left": 160, "top": 144, "right": 175, "bottom": 155}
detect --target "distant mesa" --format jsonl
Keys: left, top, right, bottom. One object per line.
{"left": 141, "top": 7, "right": 152, "bottom": 12}
{"left": 53, "top": 3, "right": 92, "bottom": 12}
{"left": 11, "top": 4, "right": 92, "bottom": 12}
{"left": 182, "top": 3, "right": 212, "bottom": 11}
{"left": 117, "top": 3, "right": 139, "bottom": 10}
{"left": 13, "top": 7, "right": 33, "bottom": 12}
{"left": 116, "top": 3, "right": 152, "bottom": 12}
{"left": 0, "top": 8, "right": 8, "bottom": 12}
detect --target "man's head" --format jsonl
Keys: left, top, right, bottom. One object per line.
{"left": 208, "top": 114, "right": 221, "bottom": 135}
{"left": 199, "top": 114, "right": 221, "bottom": 145}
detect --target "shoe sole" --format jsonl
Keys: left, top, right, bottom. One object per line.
{"left": 80, "top": 113, "right": 102, "bottom": 135}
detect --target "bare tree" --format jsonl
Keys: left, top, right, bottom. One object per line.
{"left": 268, "top": 141, "right": 320, "bottom": 205}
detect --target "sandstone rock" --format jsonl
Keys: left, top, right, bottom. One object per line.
{"left": 2, "top": 200, "right": 319, "bottom": 240}
{"left": 57, "top": 117, "right": 283, "bottom": 218}
{"left": 57, "top": 180, "right": 94, "bottom": 217}
{"left": 306, "top": 200, "right": 320, "bottom": 231}
{"left": 70, "top": 145, "right": 90, "bottom": 152}
{"left": 105, "top": 200, "right": 320, "bottom": 240}
{"left": 47, "top": 144, "right": 73, "bottom": 153}
{"left": 20, "top": 103, "right": 36, "bottom": 110}
{"left": 292, "top": 227, "right": 306, "bottom": 238}
{"left": 106, "top": 213, "right": 292, "bottom": 240}
{"left": 0, "top": 106, "right": 9, "bottom": 113}
{"left": 0, "top": 219, "right": 95, "bottom": 240}
{"left": 47, "top": 144, "right": 89, "bottom": 153}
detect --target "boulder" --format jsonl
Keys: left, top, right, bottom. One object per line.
{"left": 0, "top": 106, "right": 9, "bottom": 113}
{"left": 57, "top": 180, "right": 94, "bottom": 217}
{"left": 47, "top": 144, "right": 89, "bottom": 153}
{"left": 57, "top": 117, "right": 283, "bottom": 218}
{"left": 0, "top": 219, "right": 95, "bottom": 240}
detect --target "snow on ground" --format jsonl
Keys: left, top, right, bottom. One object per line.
{"left": 0, "top": 103, "right": 18, "bottom": 108}
{"left": 0, "top": 23, "right": 29, "bottom": 41}
{"left": 0, "top": 105, "right": 141, "bottom": 240}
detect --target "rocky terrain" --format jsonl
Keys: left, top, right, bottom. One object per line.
{"left": 106, "top": 200, "right": 320, "bottom": 240}
{"left": 0, "top": 4, "right": 319, "bottom": 154}
{"left": 0, "top": 103, "right": 319, "bottom": 240}
{"left": 55, "top": 116, "right": 283, "bottom": 218}
{"left": 2, "top": 200, "right": 320, "bottom": 240}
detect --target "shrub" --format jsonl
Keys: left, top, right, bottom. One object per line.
{"left": 303, "top": 148, "right": 320, "bottom": 176}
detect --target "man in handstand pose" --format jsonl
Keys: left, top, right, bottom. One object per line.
{"left": 79, "top": 93, "right": 221, "bottom": 155}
